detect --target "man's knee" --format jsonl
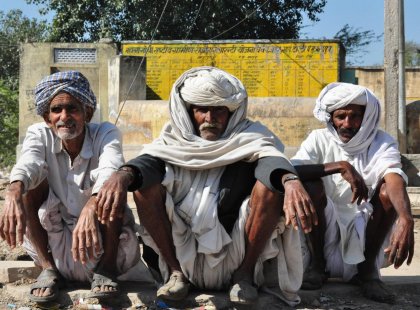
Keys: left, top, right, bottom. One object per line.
{"left": 302, "top": 179, "right": 327, "bottom": 209}
{"left": 133, "top": 184, "right": 166, "bottom": 211}
{"left": 372, "top": 182, "right": 395, "bottom": 214}
{"left": 23, "top": 178, "right": 49, "bottom": 213}
{"left": 251, "top": 180, "right": 280, "bottom": 203}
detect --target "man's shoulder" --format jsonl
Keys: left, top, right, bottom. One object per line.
{"left": 309, "top": 128, "right": 328, "bottom": 135}
{"left": 26, "top": 122, "right": 51, "bottom": 137}
{"left": 27, "top": 122, "right": 49, "bottom": 130}
{"left": 304, "top": 128, "right": 329, "bottom": 142}
{"left": 375, "top": 129, "right": 396, "bottom": 142}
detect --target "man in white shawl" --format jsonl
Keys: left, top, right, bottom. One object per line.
{"left": 97, "top": 66, "right": 317, "bottom": 306}
{"left": 291, "top": 82, "right": 414, "bottom": 304}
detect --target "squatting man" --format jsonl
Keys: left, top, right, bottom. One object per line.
{"left": 0, "top": 71, "right": 140, "bottom": 302}
{"left": 292, "top": 82, "right": 414, "bottom": 304}
{"left": 96, "top": 66, "right": 317, "bottom": 306}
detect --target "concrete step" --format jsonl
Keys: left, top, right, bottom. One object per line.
{"left": 408, "top": 187, "right": 420, "bottom": 211}
{"left": 4, "top": 276, "right": 420, "bottom": 309}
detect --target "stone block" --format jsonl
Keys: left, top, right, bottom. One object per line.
{"left": 0, "top": 261, "right": 41, "bottom": 283}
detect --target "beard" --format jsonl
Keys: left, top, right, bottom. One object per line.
{"left": 199, "top": 122, "right": 223, "bottom": 131}
{"left": 55, "top": 120, "right": 82, "bottom": 140}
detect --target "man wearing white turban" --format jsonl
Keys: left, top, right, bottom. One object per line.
{"left": 97, "top": 66, "right": 317, "bottom": 306}
{"left": 291, "top": 82, "right": 414, "bottom": 304}
{"left": 0, "top": 71, "right": 141, "bottom": 302}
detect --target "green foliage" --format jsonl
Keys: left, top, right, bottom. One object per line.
{"left": 334, "top": 24, "right": 382, "bottom": 66}
{"left": 27, "top": 0, "right": 326, "bottom": 42}
{"left": 0, "top": 81, "right": 18, "bottom": 168}
{"left": 0, "top": 9, "right": 50, "bottom": 90}
{"left": 405, "top": 41, "right": 420, "bottom": 67}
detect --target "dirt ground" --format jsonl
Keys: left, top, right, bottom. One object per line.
{"left": 0, "top": 177, "right": 419, "bottom": 309}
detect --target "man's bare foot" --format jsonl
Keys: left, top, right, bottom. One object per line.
{"left": 301, "top": 265, "right": 328, "bottom": 290}
{"left": 361, "top": 278, "right": 396, "bottom": 304}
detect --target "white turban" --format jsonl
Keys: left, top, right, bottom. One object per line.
{"left": 169, "top": 66, "right": 249, "bottom": 141}
{"left": 138, "top": 66, "right": 286, "bottom": 169}
{"left": 313, "top": 82, "right": 381, "bottom": 155}
{"left": 179, "top": 67, "right": 247, "bottom": 112}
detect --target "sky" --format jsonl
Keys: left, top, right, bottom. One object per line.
{"left": 2, "top": 0, "right": 420, "bottom": 66}
{"left": 300, "top": 0, "right": 420, "bottom": 66}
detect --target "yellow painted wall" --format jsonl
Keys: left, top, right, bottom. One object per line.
{"left": 122, "top": 40, "right": 342, "bottom": 99}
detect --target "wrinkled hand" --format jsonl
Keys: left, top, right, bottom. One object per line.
{"left": 0, "top": 182, "right": 26, "bottom": 248}
{"left": 283, "top": 180, "right": 317, "bottom": 233}
{"left": 96, "top": 171, "right": 131, "bottom": 224}
{"left": 340, "top": 161, "right": 368, "bottom": 204}
{"left": 385, "top": 216, "right": 414, "bottom": 268}
{"left": 72, "top": 197, "right": 101, "bottom": 264}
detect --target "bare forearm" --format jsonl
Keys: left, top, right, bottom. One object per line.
{"left": 384, "top": 173, "right": 412, "bottom": 220}
{"left": 294, "top": 161, "right": 349, "bottom": 181}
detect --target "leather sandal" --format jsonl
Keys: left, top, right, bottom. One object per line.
{"left": 156, "top": 271, "right": 189, "bottom": 301}
{"left": 29, "top": 268, "right": 63, "bottom": 303}
{"left": 229, "top": 280, "right": 258, "bottom": 305}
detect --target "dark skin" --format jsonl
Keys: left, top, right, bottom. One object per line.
{"left": 97, "top": 104, "right": 317, "bottom": 300}
{"left": 0, "top": 93, "right": 120, "bottom": 297}
{"left": 295, "top": 104, "right": 414, "bottom": 302}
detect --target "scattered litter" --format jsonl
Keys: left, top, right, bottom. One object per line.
{"left": 73, "top": 297, "right": 103, "bottom": 309}
{"left": 319, "top": 294, "right": 332, "bottom": 303}
{"left": 36, "top": 302, "right": 60, "bottom": 310}
{"left": 311, "top": 299, "right": 321, "bottom": 307}
{"left": 155, "top": 300, "right": 179, "bottom": 309}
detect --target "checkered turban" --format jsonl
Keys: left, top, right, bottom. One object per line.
{"left": 34, "top": 71, "right": 97, "bottom": 116}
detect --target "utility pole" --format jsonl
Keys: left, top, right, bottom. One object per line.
{"left": 384, "top": 0, "right": 406, "bottom": 152}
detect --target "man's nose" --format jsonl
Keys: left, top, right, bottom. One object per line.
{"left": 59, "top": 108, "right": 71, "bottom": 120}
{"left": 342, "top": 116, "right": 352, "bottom": 128}
{"left": 204, "top": 110, "right": 215, "bottom": 122}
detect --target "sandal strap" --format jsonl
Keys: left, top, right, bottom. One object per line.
{"left": 91, "top": 272, "right": 118, "bottom": 289}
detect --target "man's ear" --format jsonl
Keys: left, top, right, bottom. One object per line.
{"left": 43, "top": 112, "right": 52, "bottom": 125}
{"left": 85, "top": 106, "right": 94, "bottom": 123}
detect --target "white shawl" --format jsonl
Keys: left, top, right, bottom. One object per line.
{"left": 312, "top": 82, "right": 397, "bottom": 191}
{"left": 138, "top": 67, "right": 302, "bottom": 305}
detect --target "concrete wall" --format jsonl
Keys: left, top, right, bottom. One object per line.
{"left": 352, "top": 67, "right": 420, "bottom": 153}
{"left": 19, "top": 42, "right": 117, "bottom": 143}
{"left": 18, "top": 43, "right": 420, "bottom": 157}
{"left": 119, "top": 97, "right": 324, "bottom": 161}
{"left": 351, "top": 67, "right": 420, "bottom": 102}
{"left": 108, "top": 56, "right": 147, "bottom": 122}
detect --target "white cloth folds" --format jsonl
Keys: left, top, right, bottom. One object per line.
{"left": 137, "top": 67, "right": 302, "bottom": 305}
{"left": 293, "top": 82, "right": 407, "bottom": 280}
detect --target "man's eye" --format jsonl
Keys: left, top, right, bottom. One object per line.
{"left": 50, "top": 107, "right": 62, "bottom": 113}
{"left": 67, "top": 105, "right": 78, "bottom": 112}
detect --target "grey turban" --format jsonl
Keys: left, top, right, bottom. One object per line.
{"left": 34, "top": 70, "right": 97, "bottom": 116}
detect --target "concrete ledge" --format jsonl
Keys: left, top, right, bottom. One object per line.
{"left": 5, "top": 278, "right": 420, "bottom": 309}
{"left": 408, "top": 187, "right": 420, "bottom": 210}
{"left": 0, "top": 261, "right": 41, "bottom": 283}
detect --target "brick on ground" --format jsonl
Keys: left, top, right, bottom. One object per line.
{"left": 0, "top": 261, "right": 41, "bottom": 283}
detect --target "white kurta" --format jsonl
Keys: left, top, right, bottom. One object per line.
{"left": 138, "top": 163, "right": 303, "bottom": 306}
{"left": 291, "top": 128, "right": 407, "bottom": 281}
{"left": 10, "top": 122, "right": 140, "bottom": 282}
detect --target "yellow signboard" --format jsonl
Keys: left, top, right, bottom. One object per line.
{"left": 122, "top": 41, "right": 342, "bottom": 99}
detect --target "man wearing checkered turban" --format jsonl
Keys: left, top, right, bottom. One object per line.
{"left": 0, "top": 71, "right": 142, "bottom": 302}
